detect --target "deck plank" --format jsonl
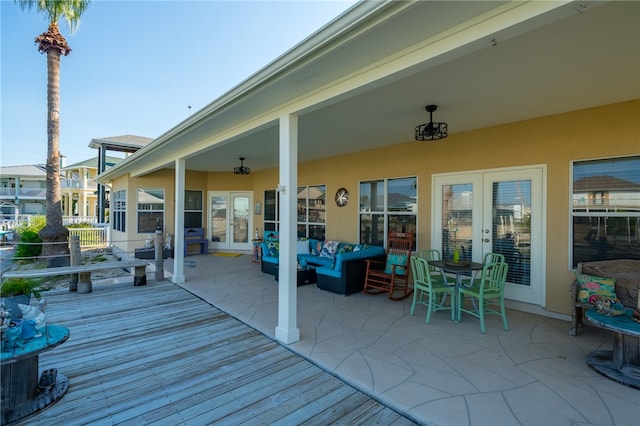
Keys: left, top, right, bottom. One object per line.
{"left": 12, "top": 281, "right": 415, "bottom": 425}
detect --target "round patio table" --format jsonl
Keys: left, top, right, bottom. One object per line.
{"left": 585, "top": 308, "right": 640, "bottom": 389}
{"left": 1, "top": 324, "right": 70, "bottom": 424}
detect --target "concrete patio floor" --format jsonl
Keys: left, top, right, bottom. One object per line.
{"left": 165, "top": 254, "right": 639, "bottom": 426}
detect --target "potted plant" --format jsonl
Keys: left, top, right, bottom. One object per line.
{"left": 0, "top": 278, "right": 42, "bottom": 319}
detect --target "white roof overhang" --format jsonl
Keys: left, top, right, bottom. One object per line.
{"left": 99, "top": 0, "right": 639, "bottom": 181}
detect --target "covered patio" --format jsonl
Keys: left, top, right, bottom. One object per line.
{"left": 30, "top": 255, "right": 639, "bottom": 425}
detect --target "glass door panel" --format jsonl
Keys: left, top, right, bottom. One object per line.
{"left": 231, "top": 194, "right": 250, "bottom": 249}
{"left": 209, "top": 191, "right": 253, "bottom": 251}
{"left": 434, "top": 167, "right": 543, "bottom": 306}
{"left": 483, "top": 169, "right": 542, "bottom": 305}
{"left": 441, "top": 183, "right": 475, "bottom": 262}
{"left": 210, "top": 195, "right": 227, "bottom": 245}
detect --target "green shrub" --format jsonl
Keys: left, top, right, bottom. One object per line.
{"left": 14, "top": 229, "right": 42, "bottom": 261}
{"left": 0, "top": 278, "right": 43, "bottom": 297}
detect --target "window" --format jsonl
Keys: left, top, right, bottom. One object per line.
{"left": 113, "top": 190, "right": 126, "bottom": 232}
{"left": 184, "top": 190, "right": 203, "bottom": 228}
{"left": 298, "top": 185, "right": 326, "bottom": 239}
{"left": 359, "top": 177, "right": 417, "bottom": 249}
{"left": 137, "top": 189, "right": 164, "bottom": 233}
{"left": 264, "top": 190, "right": 278, "bottom": 233}
{"left": 571, "top": 156, "right": 640, "bottom": 267}
{"left": 263, "top": 185, "right": 326, "bottom": 239}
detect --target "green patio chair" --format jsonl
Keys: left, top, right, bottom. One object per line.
{"left": 419, "top": 249, "right": 450, "bottom": 286}
{"left": 460, "top": 252, "right": 505, "bottom": 287}
{"left": 410, "top": 256, "right": 455, "bottom": 324}
{"left": 457, "top": 261, "right": 509, "bottom": 333}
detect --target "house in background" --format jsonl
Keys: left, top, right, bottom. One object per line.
{"left": 89, "top": 135, "right": 153, "bottom": 223}
{"left": 97, "top": 1, "right": 639, "bottom": 343}
{"left": 0, "top": 164, "right": 47, "bottom": 219}
{"left": 60, "top": 156, "right": 125, "bottom": 220}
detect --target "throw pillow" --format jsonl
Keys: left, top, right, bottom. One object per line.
{"left": 384, "top": 253, "right": 408, "bottom": 275}
{"left": 320, "top": 240, "right": 340, "bottom": 259}
{"left": 575, "top": 273, "right": 616, "bottom": 303}
{"left": 338, "top": 244, "right": 354, "bottom": 254}
{"left": 264, "top": 231, "right": 279, "bottom": 242}
{"left": 266, "top": 241, "right": 279, "bottom": 257}
{"left": 310, "top": 240, "right": 322, "bottom": 256}
{"left": 296, "top": 240, "right": 310, "bottom": 255}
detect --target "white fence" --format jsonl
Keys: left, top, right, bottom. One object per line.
{"left": 68, "top": 226, "right": 110, "bottom": 248}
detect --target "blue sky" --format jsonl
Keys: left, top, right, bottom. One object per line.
{"left": 0, "top": 0, "right": 356, "bottom": 167}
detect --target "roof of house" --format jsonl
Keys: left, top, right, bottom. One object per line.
{"left": 88, "top": 135, "right": 153, "bottom": 153}
{"left": 63, "top": 156, "right": 124, "bottom": 170}
{"left": 98, "top": 1, "right": 640, "bottom": 182}
{"left": 0, "top": 164, "right": 46, "bottom": 178}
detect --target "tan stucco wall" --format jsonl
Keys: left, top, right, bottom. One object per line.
{"left": 111, "top": 100, "right": 639, "bottom": 315}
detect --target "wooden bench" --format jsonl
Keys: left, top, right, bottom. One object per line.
{"left": 1, "top": 260, "right": 149, "bottom": 294}
{"left": 570, "top": 259, "right": 640, "bottom": 336}
{"left": 184, "top": 227, "right": 208, "bottom": 256}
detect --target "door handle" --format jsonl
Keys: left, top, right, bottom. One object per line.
{"left": 483, "top": 238, "right": 490, "bottom": 243}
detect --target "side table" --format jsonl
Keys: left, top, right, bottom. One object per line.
{"left": 585, "top": 308, "right": 640, "bottom": 389}
{"left": 251, "top": 239, "right": 263, "bottom": 263}
{"left": 1, "top": 324, "right": 70, "bottom": 424}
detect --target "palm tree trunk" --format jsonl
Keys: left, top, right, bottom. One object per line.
{"left": 39, "top": 47, "right": 70, "bottom": 266}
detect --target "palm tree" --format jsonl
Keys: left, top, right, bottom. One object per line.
{"left": 16, "top": 0, "right": 90, "bottom": 266}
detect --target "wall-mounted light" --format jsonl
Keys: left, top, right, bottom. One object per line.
{"left": 255, "top": 199, "right": 261, "bottom": 215}
{"left": 276, "top": 184, "right": 286, "bottom": 195}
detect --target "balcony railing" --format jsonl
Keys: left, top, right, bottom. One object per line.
{"left": 61, "top": 179, "right": 97, "bottom": 191}
{"left": 0, "top": 188, "right": 47, "bottom": 198}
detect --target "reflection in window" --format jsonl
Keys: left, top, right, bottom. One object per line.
{"left": 113, "top": 190, "right": 126, "bottom": 232}
{"left": 185, "top": 190, "right": 203, "bottom": 228}
{"left": 264, "top": 185, "right": 326, "bottom": 239}
{"left": 137, "top": 189, "right": 164, "bottom": 233}
{"left": 571, "top": 156, "right": 640, "bottom": 266}
{"left": 441, "top": 183, "right": 473, "bottom": 261}
{"left": 359, "top": 177, "right": 417, "bottom": 249}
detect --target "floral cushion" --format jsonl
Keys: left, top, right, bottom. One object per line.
{"left": 575, "top": 273, "right": 616, "bottom": 303}
{"left": 266, "top": 241, "right": 279, "bottom": 257}
{"left": 384, "top": 254, "right": 408, "bottom": 275}
{"left": 320, "top": 240, "right": 340, "bottom": 259}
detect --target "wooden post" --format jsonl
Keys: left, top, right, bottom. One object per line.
{"left": 69, "top": 235, "right": 80, "bottom": 292}
{"left": 77, "top": 272, "right": 92, "bottom": 294}
{"left": 154, "top": 228, "right": 164, "bottom": 282}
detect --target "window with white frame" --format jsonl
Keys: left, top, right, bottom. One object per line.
{"left": 112, "top": 190, "right": 126, "bottom": 232}
{"left": 264, "top": 185, "right": 326, "bottom": 239}
{"left": 571, "top": 156, "right": 640, "bottom": 267}
{"left": 297, "top": 185, "right": 326, "bottom": 239}
{"left": 137, "top": 189, "right": 164, "bottom": 233}
{"left": 184, "top": 190, "right": 203, "bottom": 228}
{"left": 359, "top": 177, "right": 417, "bottom": 250}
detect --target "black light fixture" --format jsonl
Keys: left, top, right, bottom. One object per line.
{"left": 234, "top": 157, "right": 250, "bottom": 175}
{"left": 415, "top": 104, "right": 448, "bottom": 141}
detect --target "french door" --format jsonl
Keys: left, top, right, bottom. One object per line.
{"left": 207, "top": 191, "right": 253, "bottom": 251}
{"left": 433, "top": 166, "right": 545, "bottom": 306}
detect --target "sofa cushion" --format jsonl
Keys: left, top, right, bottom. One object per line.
{"left": 575, "top": 273, "right": 616, "bottom": 303}
{"left": 384, "top": 253, "right": 408, "bottom": 275}
{"left": 320, "top": 240, "right": 340, "bottom": 259}
{"left": 310, "top": 239, "right": 323, "bottom": 256}
{"left": 297, "top": 240, "right": 310, "bottom": 255}
{"left": 266, "top": 241, "right": 279, "bottom": 257}
{"left": 264, "top": 231, "right": 279, "bottom": 241}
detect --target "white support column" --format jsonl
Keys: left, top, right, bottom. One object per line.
{"left": 275, "top": 113, "right": 300, "bottom": 344}
{"left": 172, "top": 158, "right": 186, "bottom": 283}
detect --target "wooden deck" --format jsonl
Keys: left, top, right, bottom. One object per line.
{"left": 13, "top": 281, "right": 416, "bottom": 425}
